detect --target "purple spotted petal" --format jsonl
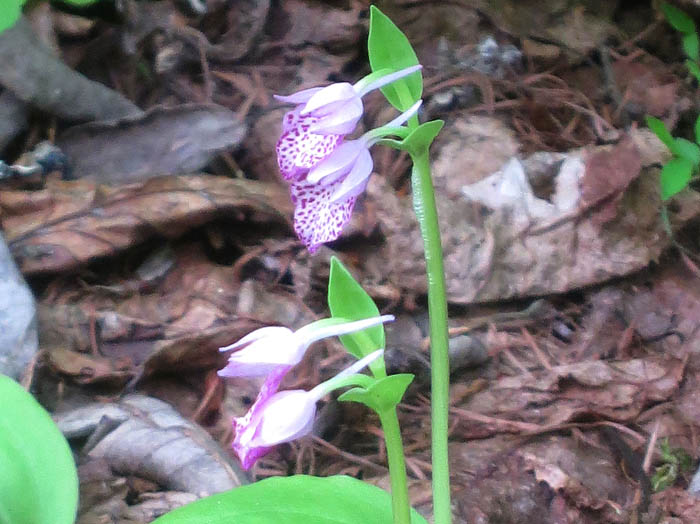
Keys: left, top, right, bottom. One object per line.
{"left": 290, "top": 178, "right": 357, "bottom": 253}
{"left": 276, "top": 108, "right": 343, "bottom": 181}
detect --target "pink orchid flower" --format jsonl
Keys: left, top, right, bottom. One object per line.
{"left": 233, "top": 349, "right": 383, "bottom": 470}
{"left": 291, "top": 100, "right": 422, "bottom": 252}
{"left": 218, "top": 315, "right": 394, "bottom": 379}
{"left": 275, "top": 65, "right": 422, "bottom": 181}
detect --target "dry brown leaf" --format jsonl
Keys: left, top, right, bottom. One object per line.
{"left": 1, "top": 175, "right": 292, "bottom": 274}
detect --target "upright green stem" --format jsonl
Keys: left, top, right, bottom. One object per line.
{"left": 379, "top": 409, "right": 411, "bottom": 524}
{"left": 410, "top": 150, "right": 451, "bottom": 524}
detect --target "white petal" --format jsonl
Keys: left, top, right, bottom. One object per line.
{"left": 219, "top": 326, "right": 293, "bottom": 352}
{"left": 252, "top": 390, "right": 317, "bottom": 445}
{"left": 384, "top": 99, "right": 422, "bottom": 128}
{"left": 309, "top": 98, "right": 363, "bottom": 135}
{"left": 355, "top": 64, "right": 422, "bottom": 97}
{"left": 301, "top": 83, "right": 356, "bottom": 115}
{"left": 329, "top": 148, "right": 374, "bottom": 203}
{"left": 306, "top": 140, "right": 365, "bottom": 184}
{"left": 274, "top": 87, "right": 324, "bottom": 105}
{"left": 295, "top": 315, "right": 395, "bottom": 347}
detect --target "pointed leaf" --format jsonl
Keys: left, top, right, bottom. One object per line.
{"left": 687, "top": 59, "right": 700, "bottom": 82}
{"left": 683, "top": 32, "right": 700, "bottom": 61}
{"left": 660, "top": 157, "right": 693, "bottom": 200}
{"left": 0, "top": 375, "right": 79, "bottom": 524}
{"left": 368, "top": 6, "right": 422, "bottom": 111}
{"left": 400, "top": 120, "right": 444, "bottom": 155}
{"left": 339, "top": 374, "right": 414, "bottom": 414}
{"left": 328, "top": 257, "right": 385, "bottom": 367}
{"left": 672, "top": 138, "right": 700, "bottom": 166}
{"left": 152, "top": 475, "right": 428, "bottom": 524}
{"left": 695, "top": 115, "right": 700, "bottom": 145}
{"left": 646, "top": 116, "right": 675, "bottom": 150}
{"left": 662, "top": 2, "right": 696, "bottom": 34}
{"left": 0, "top": 0, "right": 23, "bottom": 33}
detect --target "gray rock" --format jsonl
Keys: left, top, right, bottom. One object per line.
{"left": 689, "top": 467, "right": 700, "bottom": 497}
{"left": 0, "top": 231, "right": 37, "bottom": 379}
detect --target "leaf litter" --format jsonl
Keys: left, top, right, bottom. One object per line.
{"left": 2, "top": 1, "right": 700, "bottom": 522}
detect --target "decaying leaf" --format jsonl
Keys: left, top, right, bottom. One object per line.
{"left": 359, "top": 129, "right": 700, "bottom": 305}
{"left": 1, "top": 174, "right": 292, "bottom": 274}
{"left": 56, "top": 104, "right": 247, "bottom": 183}
{"left": 455, "top": 355, "right": 686, "bottom": 437}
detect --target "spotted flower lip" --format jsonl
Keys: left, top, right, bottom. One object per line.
{"left": 217, "top": 315, "right": 395, "bottom": 379}
{"left": 232, "top": 349, "right": 384, "bottom": 470}
{"left": 274, "top": 65, "right": 422, "bottom": 136}
{"left": 290, "top": 100, "right": 422, "bottom": 252}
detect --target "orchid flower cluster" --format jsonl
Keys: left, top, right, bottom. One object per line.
{"left": 275, "top": 66, "right": 423, "bottom": 252}
{"left": 218, "top": 315, "right": 394, "bottom": 469}
{"left": 154, "top": 7, "right": 451, "bottom": 524}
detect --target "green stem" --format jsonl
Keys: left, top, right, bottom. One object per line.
{"left": 379, "top": 409, "right": 411, "bottom": 524}
{"left": 410, "top": 150, "right": 451, "bottom": 524}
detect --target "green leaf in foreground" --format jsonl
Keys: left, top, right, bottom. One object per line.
{"left": 0, "top": 0, "right": 23, "bottom": 34}
{"left": 368, "top": 6, "right": 422, "bottom": 111}
{"left": 328, "top": 257, "right": 385, "bottom": 365}
{"left": 152, "top": 475, "right": 428, "bottom": 524}
{"left": 660, "top": 157, "right": 693, "bottom": 200}
{"left": 0, "top": 375, "right": 78, "bottom": 524}
{"left": 662, "top": 2, "right": 696, "bottom": 34}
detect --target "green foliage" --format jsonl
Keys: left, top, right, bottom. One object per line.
{"left": 151, "top": 475, "right": 428, "bottom": 524}
{"left": 651, "top": 439, "right": 693, "bottom": 492}
{"left": 662, "top": 2, "right": 696, "bottom": 35}
{"left": 57, "top": 0, "right": 103, "bottom": 4}
{"left": 339, "top": 374, "right": 414, "bottom": 414}
{"left": 0, "top": 0, "right": 24, "bottom": 34}
{"left": 0, "top": 375, "right": 78, "bottom": 524}
{"left": 328, "top": 257, "right": 385, "bottom": 369}
{"left": 660, "top": 157, "right": 693, "bottom": 199}
{"left": 368, "top": 6, "right": 422, "bottom": 111}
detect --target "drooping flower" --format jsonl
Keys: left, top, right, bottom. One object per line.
{"left": 291, "top": 100, "right": 422, "bottom": 252}
{"left": 233, "top": 349, "right": 383, "bottom": 469}
{"left": 275, "top": 65, "right": 422, "bottom": 180}
{"left": 218, "top": 315, "right": 394, "bottom": 379}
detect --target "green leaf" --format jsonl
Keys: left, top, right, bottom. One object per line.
{"left": 672, "top": 137, "right": 700, "bottom": 166}
{"left": 686, "top": 59, "right": 700, "bottom": 82}
{"left": 660, "top": 157, "right": 693, "bottom": 200}
{"left": 328, "top": 257, "right": 385, "bottom": 367}
{"left": 646, "top": 115, "right": 675, "bottom": 150}
{"left": 662, "top": 2, "right": 696, "bottom": 34}
{"left": 0, "top": 0, "right": 23, "bottom": 34}
{"left": 382, "top": 120, "right": 444, "bottom": 156}
{"left": 339, "top": 374, "right": 414, "bottom": 414}
{"left": 368, "top": 6, "right": 422, "bottom": 111}
{"left": 0, "top": 375, "right": 78, "bottom": 524}
{"left": 694, "top": 115, "right": 700, "bottom": 145}
{"left": 55, "top": 0, "right": 103, "bottom": 5}
{"left": 152, "top": 475, "right": 428, "bottom": 524}
{"left": 683, "top": 32, "right": 700, "bottom": 61}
